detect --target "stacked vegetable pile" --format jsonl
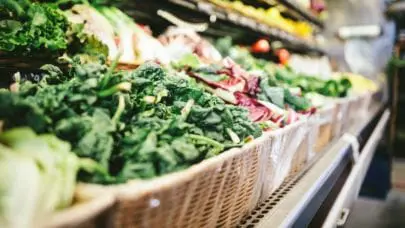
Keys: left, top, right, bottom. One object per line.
{"left": 173, "top": 54, "right": 308, "bottom": 129}
{"left": 215, "top": 37, "right": 352, "bottom": 108}
{"left": 0, "top": 0, "right": 107, "bottom": 59}
{"left": 64, "top": 4, "right": 169, "bottom": 64}
{"left": 0, "top": 56, "right": 261, "bottom": 184}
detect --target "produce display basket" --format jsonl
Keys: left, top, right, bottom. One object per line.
{"left": 101, "top": 135, "right": 269, "bottom": 228}
{"left": 344, "top": 93, "right": 373, "bottom": 131}
{"left": 341, "top": 96, "right": 358, "bottom": 133}
{"left": 71, "top": 119, "right": 310, "bottom": 228}
{"left": 290, "top": 116, "right": 318, "bottom": 174}
{"left": 332, "top": 97, "right": 351, "bottom": 138}
{"left": 259, "top": 120, "right": 308, "bottom": 201}
{"left": 357, "top": 92, "right": 373, "bottom": 115}
{"left": 347, "top": 95, "right": 361, "bottom": 125}
{"left": 314, "top": 104, "right": 336, "bottom": 153}
{"left": 42, "top": 184, "right": 116, "bottom": 228}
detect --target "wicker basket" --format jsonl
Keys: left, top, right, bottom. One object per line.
{"left": 100, "top": 136, "right": 269, "bottom": 228}
{"left": 332, "top": 97, "right": 351, "bottom": 138}
{"left": 290, "top": 116, "right": 318, "bottom": 174}
{"left": 314, "top": 104, "right": 336, "bottom": 153}
{"left": 67, "top": 119, "right": 308, "bottom": 228}
{"left": 259, "top": 120, "right": 308, "bottom": 201}
{"left": 42, "top": 184, "right": 116, "bottom": 228}
{"left": 357, "top": 92, "right": 373, "bottom": 115}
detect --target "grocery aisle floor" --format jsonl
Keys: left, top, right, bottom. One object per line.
{"left": 345, "top": 190, "right": 405, "bottom": 228}
{"left": 345, "top": 159, "right": 405, "bottom": 228}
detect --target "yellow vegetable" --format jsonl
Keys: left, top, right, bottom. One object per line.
{"left": 334, "top": 72, "right": 379, "bottom": 94}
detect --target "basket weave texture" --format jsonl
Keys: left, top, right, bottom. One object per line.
{"left": 106, "top": 144, "right": 265, "bottom": 227}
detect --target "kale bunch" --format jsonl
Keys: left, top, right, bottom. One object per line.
{"left": 0, "top": 0, "right": 107, "bottom": 58}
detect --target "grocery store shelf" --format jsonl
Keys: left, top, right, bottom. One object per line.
{"left": 262, "top": 0, "right": 324, "bottom": 29}
{"left": 186, "top": 0, "right": 324, "bottom": 54}
{"left": 239, "top": 102, "right": 387, "bottom": 227}
{"left": 125, "top": 0, "right": 324, "bottom": 54}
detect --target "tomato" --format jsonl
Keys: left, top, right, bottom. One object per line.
{"left": 251, "top": 39, "right": 270, "bottom": 53}
{"left": 277, "top": 48, "right": 290, "bottom": 65}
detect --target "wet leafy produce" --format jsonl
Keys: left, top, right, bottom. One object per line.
{"left": 0, "top": 57, "right": 261, "bottom": 184}
{"left": 0, "top": 0, "right": 107, "bottom": 58}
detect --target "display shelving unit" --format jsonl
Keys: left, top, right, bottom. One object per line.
{"left": 239, "top": 102, "right": 389, "bottom": 227}
{"left": 119, "top": 2, "right": 390, "bottom": 226}
{"left": 0, "top": 1, "right": 388, "bottom": 227}
{"left": 261, "top": 0, "right": 324, "bottom": 29}
{"left": 124, "top": 0, "right": 325, "bottom": 54}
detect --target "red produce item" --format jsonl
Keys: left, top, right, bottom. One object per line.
{"left": 277, "top": 48, "right": 290, "bottom": 65}
{"left": 251, "top": 39, "right": 270, "bottom": 53}
{"left": 235, "top": 92, "right": 274, "bottom": 122}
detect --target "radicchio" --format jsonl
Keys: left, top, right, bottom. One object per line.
{"left": 222, "top": 57, "right": 260, "bottom": 95}
{"left": 235, "top": 92, "right": 275, "bottom": 123}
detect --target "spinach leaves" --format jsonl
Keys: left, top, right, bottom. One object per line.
{"left": 0, "top": 59, "right": 261, "bottom": 184}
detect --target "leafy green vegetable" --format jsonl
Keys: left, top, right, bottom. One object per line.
{"left": 0, "top": 59, "right": 261, "bottom": 184}
{"left": 171, "top": 53, "right": 201, "bottom": 69}
{"left": 0, "top": 0, "right": 68, "bottom": 56}
{"left": 0, "top": 127, "right": 94, "bottom": 228}
{"left": 0, "top": 0, "right": 107, "bottom": 58}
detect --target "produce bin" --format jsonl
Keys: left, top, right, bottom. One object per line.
{"left": 290, "top": 116, "right": 318, "bottom": 174}
{"left": 103, "top": 137, "right": 268, "bottom": 228}
{"left": 42, "top": 184, "right": 116, "bottom": 228}
{"left": 358, "top": 92, "right": 373, "bottom": 115}
{"left": 341, "top": 96, "right": 358, "bottom": 132}
{"left": 259, "top": 120, "right": 308, "bottom": 201}
{"left": 332, "top": 98, "right": 351, "bottom": 138}
{"left": 314, "top": 104, "right": 336, "bottom": 153}
{"left": 75, "top": 120, "right": 310, "bottom": 228}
